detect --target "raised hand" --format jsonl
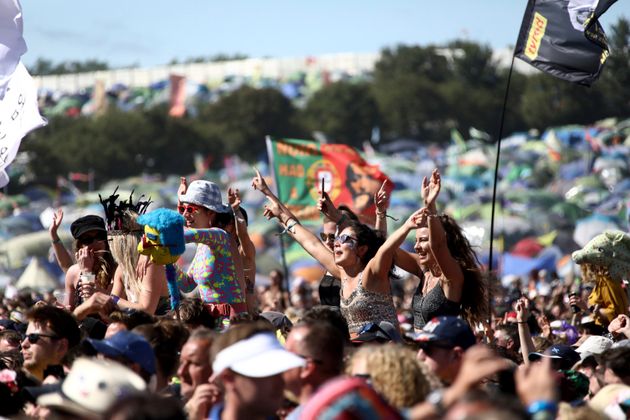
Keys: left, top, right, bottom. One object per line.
{"left": 421, "top": 169, "right": 441, "bottom": 211}
{"left": 76, "top": 247, "right": 95, "bottom": 273}
{"left": 317, "top": 189, "right": 341, "bottom": 222}
{"left": 49, "top": 208, "right": 64, "bottom": 238}
{"left": 262, "top": 198, "right": 281, "bottom": 220}
{"left": 177, "top": 177, "right": 188, "bottom": 199}
{"left": 227, "top": 187, "right": 242, "bottom": 211}
{"left": 515, "top": 297, "right": 529, "bottom": 323}
{"left": 375, "top": 180, "right": 389, "bottom": 214}
{"left": 405, "top": 207, "right": 427, "bottom": 230}
{"left": 251, "top": 168, "right": 271, "bottom": 195}
{"left": 448, "top": 345, "right": 512, "bottom": 398}
{"left": 515, "top": 357, "right": 557, "bottom": 406}
{"left": 608, "top": 314, "right": 630, "bottom": 338}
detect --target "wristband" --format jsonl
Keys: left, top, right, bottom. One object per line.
{"left": 110, "top": 295, "right": 120, "bottom": 305}
{"left": 52, "top": 238, "right": 61, "bottom": 244}
{"left": 527, "top": 400, "right": 557, "bottom": 415}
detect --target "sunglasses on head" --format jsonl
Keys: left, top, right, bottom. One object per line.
{"left": 78, "top": 232, "right": 107, "bottom": 245}
{"left": 334, "top": 234, "right": 358, "bottom": 246}
{"left": 320, "top": 232, "right": 336, "bottom": 242}
{"left": 177, "top": 204, "right": 202, "bottom": 215}
{"left": 25, "top": 333, "right": 60, "bottom": 344}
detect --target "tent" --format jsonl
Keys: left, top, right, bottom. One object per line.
{"left": 15, "top": 257, "right": 59, "bottom": 291}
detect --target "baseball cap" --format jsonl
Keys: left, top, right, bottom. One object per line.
{"left": 70, "top": 215, "right": 107, "bottom": 239}
{"left": 180, "top": 180, "right": 230, "bottom": 214}
{"left": 409, "top": 316, "right": 476, "bottom": 350}
{"left": 352, "top": 321, "right": 402, "bottom": 344}
{"left": 84, "top": 330, "right": 156, "bottom": 375}
{"left": 528, "top": 344, "right": 581, "bottom": 370}
{"left": 575, "top": 335, "right": 613, "bottom": 359}
{"left": 37, "top": 358, "right": 145, "bottom": 418}
{"left": 212, "top": 332, "right": 305, "bottom": 379}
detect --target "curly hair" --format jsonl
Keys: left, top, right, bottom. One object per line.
{"left": 346, "top": 343, "right": 432, "bottom": 409}
{"left": 438, "top": 213, "right": 489, "bottom": 326}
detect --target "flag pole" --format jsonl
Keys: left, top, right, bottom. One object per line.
{"left": 487, "top": 52, "right": 516, "bottom": 320}
{"left": 265, "top": 136, "right": 291, "bottom": 293}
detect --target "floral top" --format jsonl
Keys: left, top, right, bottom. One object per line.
{"left": 175, "top": 228, "right": 245, "bottom": 305}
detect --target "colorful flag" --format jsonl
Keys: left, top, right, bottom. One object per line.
{"left": 266, "top": 137, "right": 393, "bottom": 221}
{"left": 168, "top": 74, "right": 186, "bottom": 117}
{"left": 0, "top": 0, "right": 27, "bottom": 100}
{"left": 0, "top": 63, "right": 47, "bottom": 187}
{"left": 515, "top": 0, "right": 618, "bottom": 86}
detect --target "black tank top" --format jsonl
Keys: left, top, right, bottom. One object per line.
{"left": 412, "top": 280, "right": 461, "bottom": 329}
{"left": 319, "top": 274, "right": 341, "bottom": 307}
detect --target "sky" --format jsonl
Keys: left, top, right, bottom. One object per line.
{"left": 21, "top": 0, "right": 630, "bottom": 69}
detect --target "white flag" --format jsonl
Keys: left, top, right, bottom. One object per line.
{"left": 0, "top": 62, "right": 47, "bottom": 187}
{"left": 0, "top": 0, "right": 27, "bottom": 100}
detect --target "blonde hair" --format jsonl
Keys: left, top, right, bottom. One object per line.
{"left": 108, "top": 211, "right": 143, "bottom": 301}
{"left": 347, "top": 344, "right": 432, "bottom": 408}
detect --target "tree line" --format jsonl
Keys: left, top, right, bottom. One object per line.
{"left": 21, "top": 19, "right": 630, "bottom": 189}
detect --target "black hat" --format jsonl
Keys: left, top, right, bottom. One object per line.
{"left": 528, "top": 344, "right": 581, "bottom": 370}
{"left": 70, "top": 215, "right": 107, "bottom": 239}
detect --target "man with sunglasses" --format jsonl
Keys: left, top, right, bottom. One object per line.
{"left": 21, "top": 305, "right": 81, "bottom": 382}
{"left": 412, "top": 316, "right": 476, "bottom": 386}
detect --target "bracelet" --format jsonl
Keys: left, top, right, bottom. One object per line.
{"left": 376, "top": 211, "right": 386, "bottom": 218}
{"left": 110, "top": 295, "right": 120, "bottom": 305}
{"left": 285, "top": 220, "right": 298, "bottom": 234}
{"left": 52, "top": 238, "right": 61, "bottom": 244}
{"left": 527, "top": 400, "right": 558, "bottom": 415}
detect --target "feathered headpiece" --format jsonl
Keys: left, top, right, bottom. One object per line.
{"left": 99, "top": 187, "right": 152, "bottom": 234}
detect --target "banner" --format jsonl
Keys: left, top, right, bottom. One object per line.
{"left": 266, "top": 137, "right": 392, "bottom": 221}
{"left": 0, "top": 0, "right": 27, "bottom": 100}
{"left": 515, "top": 0, "right": 618, "bottom": 86}
{"left": 0, "top": 63, "right": 47, "bottom": 187}
{"left": 168, "top": 74, "right": 186, "bottom": 117}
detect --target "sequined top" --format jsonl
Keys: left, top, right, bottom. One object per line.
{"left": 175, "top": 228, "right": 245, "bottom": 305}
{"left": 412, "top": 280, "right": 461, "bottom": 330}
{"left": 339, "top": 272, "right": 399, "bottom": 335}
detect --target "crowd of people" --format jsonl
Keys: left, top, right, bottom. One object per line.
{"left": 0, "top": 168, "right": 629, "bottom": 420}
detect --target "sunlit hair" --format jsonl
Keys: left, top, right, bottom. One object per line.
{"left": 108, "top": 211, "right": 143, "bottom": 301}
{"left": 438, "top": 213, "right": 489, "bottom": 326}
{"left": 73, "top": 239, "right": 116, "bottom": 292}
{"left": 345, "top": 220, "right": 385, "bottom": 266}
{"left": 346, "top": 344, "right": 432, "bottom": 409}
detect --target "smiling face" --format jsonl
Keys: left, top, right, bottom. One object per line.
{"left": 333, "top": 227, "right": 362, "bottom": 268}
{"left": 414, "top": 227, "right": 434, "bottom": 265}
{"left": 178, "top": 203, "right": 216, "bottom": 228}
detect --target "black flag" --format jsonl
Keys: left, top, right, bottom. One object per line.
{"left": 515, "top": 0, "right": 618, "bottom": 86}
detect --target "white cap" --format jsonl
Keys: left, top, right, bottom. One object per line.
{"left": 212, "top": 332, "right": 305, "bottom": 379}
{"left": 37, "top": 358, "right": 145, "bottom": 418}
{"left": 576, "top": 335, "right": 613, "bottom": 359}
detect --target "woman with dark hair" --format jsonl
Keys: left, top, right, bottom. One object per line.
{"left": 63, "top": 215, "right": 117, "bottom": 311}
{"left": 383, "top": 169, "right": 488, "bottom": 330}
{"left": 252, "top": 170, "right": 399, "bottom": 336}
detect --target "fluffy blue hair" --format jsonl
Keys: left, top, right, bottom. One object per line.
{"left": 137, "top": 208, "right": 185, "bottom": 256}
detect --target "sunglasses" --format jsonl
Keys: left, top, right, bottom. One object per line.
{"left": 177, "top": 204, "right": 202, "bottom": 215}
{"left": 78, "top": 233, "right": 107, "bottom": 246}
{"left": 334, "top": 234, "right": 358, "bottom": 246}
{"left": 320, "top": 232, "right": 336, "bottom": 242}
{"left": 25, "top": 333, "right": 60, "bottom": 344}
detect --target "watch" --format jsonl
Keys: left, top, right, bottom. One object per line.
{"left": 427, "top": 389, "right": 445, "bottom": 415}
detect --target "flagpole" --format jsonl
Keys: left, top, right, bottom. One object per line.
{"left": 265, "top": 136, "right": 291, "bottom": 293}
{"left": 488, "top": 52, "right": 516, "bottom": 320}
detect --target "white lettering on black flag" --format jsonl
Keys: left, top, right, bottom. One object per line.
{"left": 0, "top": 62, "right": 47, "bottom": 187}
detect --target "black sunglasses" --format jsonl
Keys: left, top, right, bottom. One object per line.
{"left": 320, "top": 232, "right": 335, "bottom": 242}
{"left": 78, "top": 233, "right": 107, "bottom": 245}
{"left": 25, "top": 333, "right": 60, "bottom": 344}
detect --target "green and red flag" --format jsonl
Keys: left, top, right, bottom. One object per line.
{"left": 266, "top": 137, "right": 393, "bottom": 222}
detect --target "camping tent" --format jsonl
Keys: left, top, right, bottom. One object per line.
{"left": 15, "top": 257, "right": 59, "bottom": 291}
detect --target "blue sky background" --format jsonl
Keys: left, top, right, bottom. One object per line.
{"left": 21, "top": 0, "right": 630, "bottom": 68}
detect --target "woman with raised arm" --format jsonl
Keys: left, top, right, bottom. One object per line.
{"left": 385, "top": 169, "right": 488, "bottom": 331}
{"left": 252, "top": 169, "right": 399, "bottom": 336}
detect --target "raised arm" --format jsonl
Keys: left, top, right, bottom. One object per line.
{"left": 262, "top": 197, "right": 340, "bottom": 278}
{"left": 365, "top": 208, "right": 424, "bottom": 289}
{"left": 516, "top": 298, "right": 536, "bottom": 365}
{"left": 49, "top": 208, "right": 73, "bottom": 272}
{"left": 374, "top": 180, "right": 389, "bottom": 235}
